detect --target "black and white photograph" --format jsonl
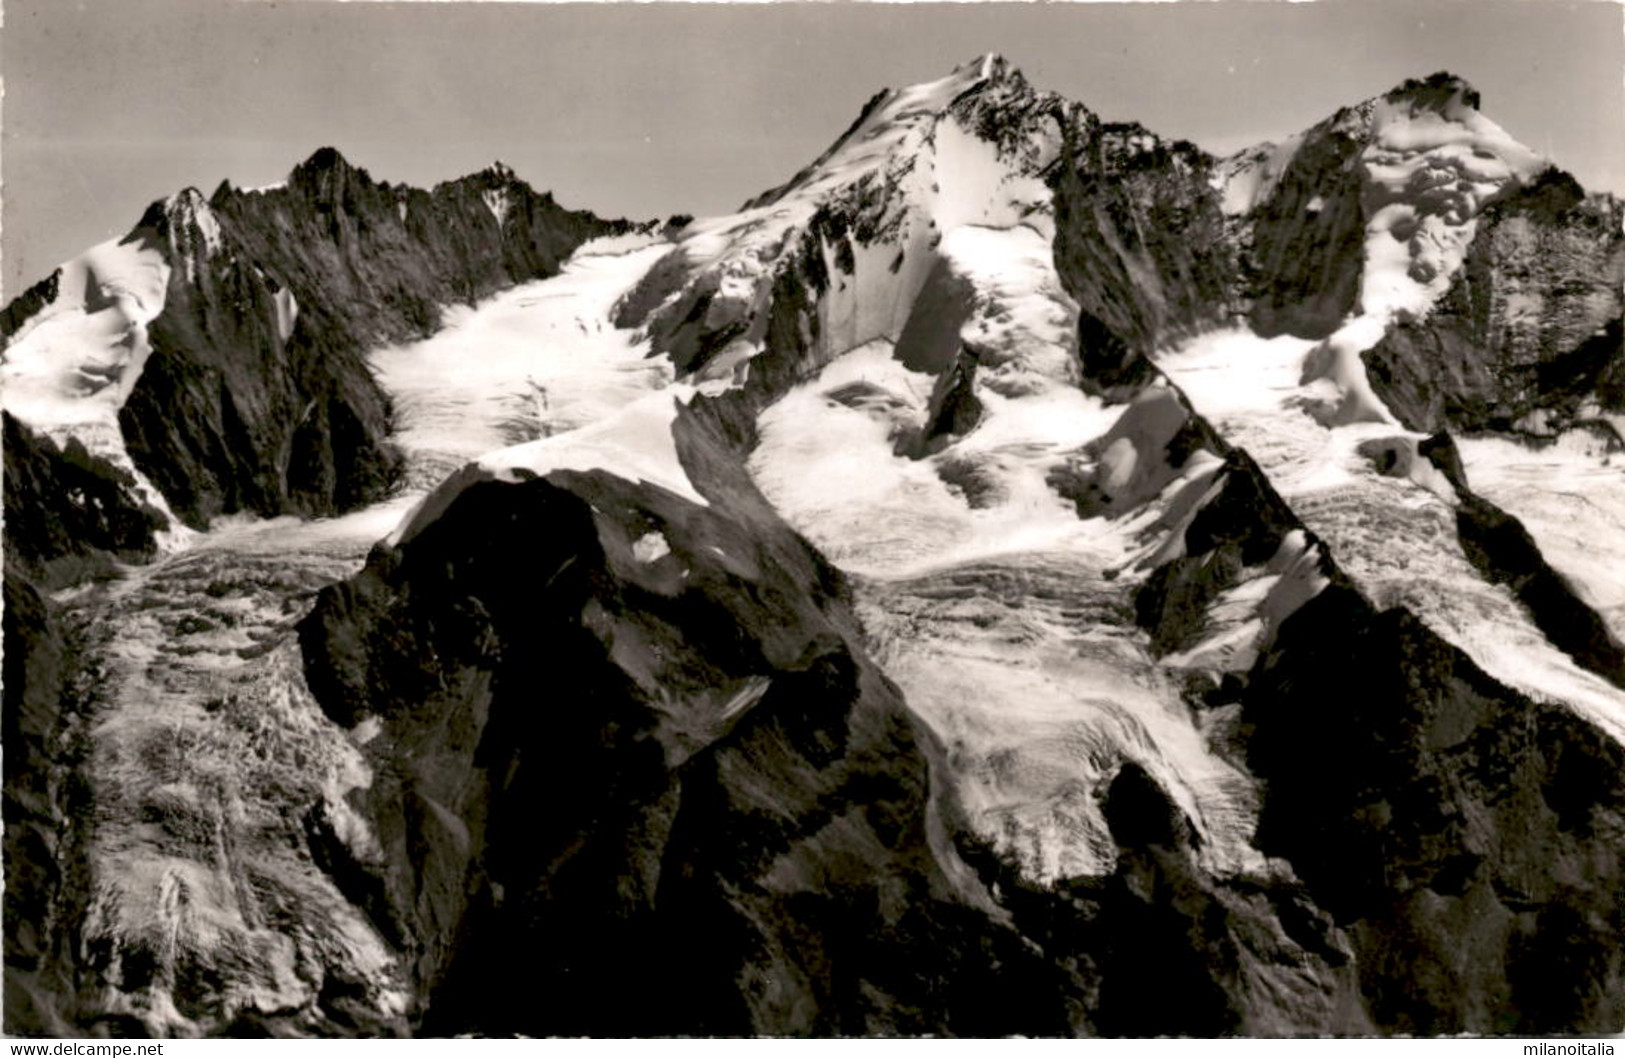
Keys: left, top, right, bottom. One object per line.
{"left": 2, "top": 0, "right": 1623, "bottom": 1041}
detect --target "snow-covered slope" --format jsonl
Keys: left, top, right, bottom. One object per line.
{"left": 5, "top": 231, "right": 702, "bottom": 1036}
{"left": 1, "top": 218, "right": 186, "bottom": 543}
{"left": 372, "top": 236, "right": 674, "bottom": 493}
{"left": 1461, "top": 434, "right": 1625, "bottom": 641}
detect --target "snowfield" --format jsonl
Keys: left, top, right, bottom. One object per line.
{"left": 12, "top": 54, "right": 1622, "bottom": 1036}
{"left": 371, "top": 238, "right": 675, "bottom": 493}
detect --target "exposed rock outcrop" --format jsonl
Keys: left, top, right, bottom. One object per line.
{"left": 0, "top": 153, "right": 650, "bottom": 1036}
{"left": 1246, "top": 589, "right": 1625, "bottom": 1034}
{"left": 2, "top": 412, "right": 166, "bottom": 586}
{"left": 1051, "top": 123, "right": 1239, "bottom": 392}
{"left": 1106, "top": 371, "right": 1625, "bottom": 1033}
{"left": 2, "top": 571, "right": 78, "bottom": 1037}
{"left": 1362, "top": 171, "right": 1625, "bottom": 437}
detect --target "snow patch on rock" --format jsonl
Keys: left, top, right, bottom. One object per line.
{"left": 632, "top": 530, "right": 672, "bottom": 564}
{"left": 271, "top": 282, "right": 299, "bottom": 343}
{"left": 482, "top": 390, "right": 708, "bottom": 508}
{"left": 1213, "top": 134, "right": 1306, "bottom": 216}
{"left": 482, "top": 187, "right": 511, "bottom": 228}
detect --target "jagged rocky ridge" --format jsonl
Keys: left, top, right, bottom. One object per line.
{"left": 5, "top": 57, "right": 1624, "bottom": 1036}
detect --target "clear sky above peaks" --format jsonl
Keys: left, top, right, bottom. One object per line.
{"left": 4, "top": 0, "right": 1621, "bottom": 299}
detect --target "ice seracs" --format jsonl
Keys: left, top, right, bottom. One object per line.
{"left": 1217, "top": 74, "right": 1554, "bottom": 429}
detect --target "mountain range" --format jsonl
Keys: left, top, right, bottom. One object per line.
{"left": 3, "top": 55, "right": 1623, "bottom": 1037}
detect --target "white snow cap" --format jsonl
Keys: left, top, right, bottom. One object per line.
{"left": 620, "top": 51, "right": 1073, "bottom": 393}
{"left": 1, "top": 227, "right": 188, "bottom": 541}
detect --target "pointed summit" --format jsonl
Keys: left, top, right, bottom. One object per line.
{"left": 286, "top": 145, "right": 376, "bottom": 205}
{"left": 959, "top": 51, "right": 1018, "bottom": 85}
{"left": 288, "top": 146, "right": 367, "bottom": 191}
{"left": 1384, "top": 70, "right": 1482, "bottom": 112}
{"left": 299, "top": 145, "right": 354, "bottom": 174}
{"left": 931, "top": 51, "right": 1028, "bottom": 104}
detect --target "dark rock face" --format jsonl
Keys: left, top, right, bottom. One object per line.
{"left": 2, "top": 571, "right": 78, "bottom": 1038}
{"left": 0, "top": 150, "right": 650, "bottom": 1036}
{"left": 917, "top": 351, "right": 982, "bottom": 450}
{"left": 1, "top": 414, "right": 167, "bottom": 1036}
{"left": 117, "top": 192, "right": 400, "bottom": 529}
{"left": 1093, "top": 378, "right": 1625, "bottom": 1033}
{"left": 111, "top": 153, "right": 640, "bottom": 528}
{"left": 1246, "top": 593, "right": 1625, "bottom": 1034}
{"left": 1362, "top": 172, "right": 1625, "bottom": 436}
{"left": 2, "top": 412, "right": 166, "bottom": 586}
{"left": 297, "top": 408, "right": 1064, "bottom": 1036}
{"left": 1417, "top": 433, "right": 1625, "bottom": 690}
{"left": 11, "top": 60, "right": 1625, "bottom": 1038}
{"left": 0, "top": 269, "right": 62, "bottom": 344}
{"left": 1050, "top": 124, "right": 1239, "bottom": 386}
{"left": 958, "top": 758, "right": 1370, "bottom": 1037}
{"left": 1241, "top": 112, "right": 1369, "bottom": 339}
{"left": 1112, "top": 405, "right": 1625, "bottom": 1033}
{"left": 1134, "top": 446, "right": 1304, "bottom": 657}
{"left": 1039, "top": 103, "right": 1625, "bottom": 1028}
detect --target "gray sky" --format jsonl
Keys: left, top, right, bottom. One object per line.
{"left": 4, "top": 0, "right": 1622, "bottom": 299}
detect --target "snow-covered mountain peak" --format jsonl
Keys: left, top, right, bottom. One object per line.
{"left": 925, "top": 50, "right": 1026, "bottom": 103}
{"left": 1347, "top": 77, "right": 1549, "bottom": 344}
{"left": 8, "top": 49, "right": 1625, "bottom": 1037}
{"left": 613, "top": 56, "right": 1082, "bottom": 390}
{"left": 741, "top": 53, "right": 1046, "bottom": 214}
